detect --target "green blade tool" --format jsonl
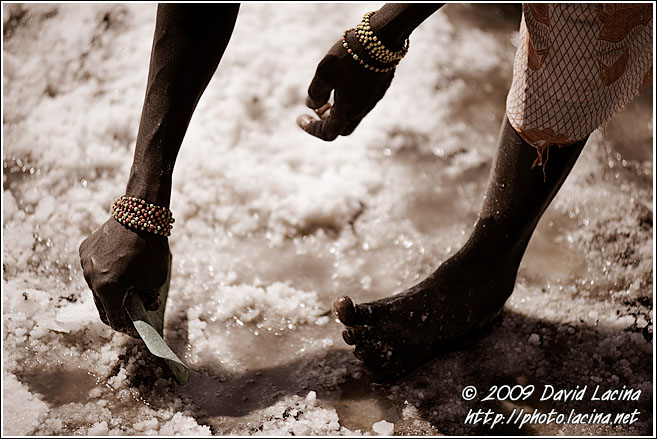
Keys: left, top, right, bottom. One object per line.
{"left": 124, "top": 253, "right": 190, "bottom": 385}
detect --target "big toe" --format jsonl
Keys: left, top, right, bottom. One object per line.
{"left": 333, "top": 296, "right": 361, "bottom": 326}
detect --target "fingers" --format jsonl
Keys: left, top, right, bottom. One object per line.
{"left": 95, "top": 283, "right": 131, "bottom": 333}
{"left": 92, "top": 293, "right": 110, "bottom": 326}
{"left": 307, "top": 55, "right": 338, "bottom": 109}
{"left": 301, "top": 116, "right": 346, "bottom": 141}
{"left": 79, "top": 236, "right": 90, "bottom": 260}
{"left": 341, "top": 118, "right": 363, "bottom": 136}
{"left": 90, "top": 283, "right": 159, "bottom": 335}
{"left": 313, "top": 102, "right": 331, "bottom": 119}
{"left": 136, "top": 287, "right": 162, "bottom": 311}
{"left": 93, "top": 292, "right": 138, "bottom": 339}
{"left": 79, "top": 218, "right": 170, "bottom": 337}
{"left": 80, "top": 252, "right": 124, "bottom": 331}
{"left": 299, "top": 102, "right": 355, "bottom": 141}
{"left": 81, "top": 251, "right": 110, "bottom": 327}
{"left": 301, "top": 54, "right": 343, "bottom": 141}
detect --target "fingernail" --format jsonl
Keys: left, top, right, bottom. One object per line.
{"left": 314, "top": 103, "right": 331, "bottom": 119}
{"left": 146, "top": 297, "right": 161, "bottom": 311}
{"left": 296, "top": 114, "right": 314, "bottom": 129}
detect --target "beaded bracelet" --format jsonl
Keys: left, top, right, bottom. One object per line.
{"left": 356, "top": 11, "right": 409, "bottom": 65}
{"left": 342, "top": 29, "right": 397, "bottom": 73}
{"left": 111, "top": 195, "right": 174, "bottom": 237}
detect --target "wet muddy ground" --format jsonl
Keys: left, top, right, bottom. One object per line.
{"left": 3, "top": 3, "right": 653, "bottom": 435}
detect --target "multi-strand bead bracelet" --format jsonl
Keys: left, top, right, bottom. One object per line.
{"left": 356, "top": 11, "right": 409, "bottom": 64}
{"left": 111, "top": 195, "right": 174, "bottom": 237}
{"left": 342, "top": 29, "right": 397, "bottom": 73}
{"left": 342, "top": 10, "right": 410, "bottom": 73}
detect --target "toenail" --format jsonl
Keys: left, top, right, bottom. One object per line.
{"left": 343, "top": 329, "right": 355, "bottom": 345}
{"left": 334, "top": 296, "right": 358, "bottom": 324}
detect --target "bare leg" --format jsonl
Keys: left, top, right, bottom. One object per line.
{"left": 333, "top": 115, "right": 588, "bottom": 381}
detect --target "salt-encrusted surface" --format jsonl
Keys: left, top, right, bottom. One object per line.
{"left": 3, "top": 3, "right": 652, "bottom": 435}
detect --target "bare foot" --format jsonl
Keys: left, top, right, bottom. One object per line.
{"left": 333, "top": 245, "right": 517, "bottom": 381}
{"left": 333, "top": 118, "right": 589, "bottom": 382}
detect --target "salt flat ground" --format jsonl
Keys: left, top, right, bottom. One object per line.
{"left": 2, "top": 3, "right": 653, "bottom": 436}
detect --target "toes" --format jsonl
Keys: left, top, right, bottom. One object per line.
{"left": 349, "top": 337, "right": 404, "bottom": 382}
{"left": 333, "top": 296, "right": 368, "bottom": 326}
{"left": 352, "top": 344, "right": 390, "bottom": 374}
{"left": 353, "top": 345, "right": 368, "bottom": 361}
{"left": 342, "top": 328, "right": 355, "bottom": 345}
{"left": 342, "top": 326, "right": 365, "bottom": 345}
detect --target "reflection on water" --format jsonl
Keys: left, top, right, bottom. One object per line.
{"left": 18, "top": 368, "right": 98, "bottom": 407}
{"left": 6, "top": 2, "right": 651, "bottom": 436}
{"left": 333, "top": 376, "right": 400, "bottom": 431}
{"left": 520, "top": 212, "right": 588, "bottom": 282}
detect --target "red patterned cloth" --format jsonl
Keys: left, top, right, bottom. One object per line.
{"left": 506, "top": 4, "right": 653, "bottom": 168}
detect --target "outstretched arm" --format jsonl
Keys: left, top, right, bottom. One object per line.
{"left": 298, "top": 4, "right": 443, "bottom": 141}
{"left": 127, "top": 3, "right": 239, "bottom": 206}
{"left": 80, "top": 4, "right": 239, "bottom": 334}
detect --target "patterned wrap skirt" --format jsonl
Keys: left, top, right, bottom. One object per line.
{"left": 506, "top": 3, "right": 653, "bottom": 168}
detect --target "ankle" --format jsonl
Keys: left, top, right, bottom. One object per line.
{"left": 464, "top": 216, "right": 530, "bottom": 269}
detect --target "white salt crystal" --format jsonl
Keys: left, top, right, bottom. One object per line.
{"left": 87, "top": 421, "right": 109, "bottom": 435}
{"left": 372, "top": 420, "right": 394, "bottom": 436}
{"left": 34, "top": 195, "right": 55, "bottom": 222}
{"left": 306, "top": 391, "right": 317, "bottom": 406}
{"left": 3, "top": 190, "right": 18, "bottom": 222}
{"left": 528, "top": 333, "right": 540, "bottom": 345}
{"left": 2, "top": 373, "right": 49, "bottom": 435}
{"left": 292, "top": 423, "right": 310, "bottom": 436}
{"left": 52, "top": 301, "right": 97, "bottom": 333}
{"left": 142, "top": 418, "right": 158, "bottom": 430}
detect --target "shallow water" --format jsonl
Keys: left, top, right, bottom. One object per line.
{"left": 3, "top": 3, "right": 653, "bottom": 436}
{"left": 17, "top": 367, "right": 98, "bottom": 407}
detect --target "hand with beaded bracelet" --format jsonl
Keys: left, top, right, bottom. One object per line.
{"left": 79, "top": 4, "right": 239, "bottom": 335}
{"left": 297, "top": 4, "right": 442, "bottom": 141}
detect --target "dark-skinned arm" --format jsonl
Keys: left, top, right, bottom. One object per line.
{"left": 79, "top": 4, "right": 239, "bottom": 335}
